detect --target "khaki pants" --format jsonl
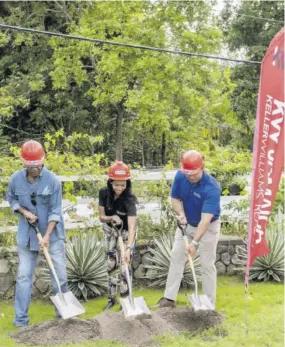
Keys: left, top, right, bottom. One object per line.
{"left": 164, "top": 220, "right": 220, "bottom": 307}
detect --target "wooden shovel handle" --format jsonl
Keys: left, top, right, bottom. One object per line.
{"left": 29, "top": 223, "right": 62, "bottom": 294}
{"left": 35, "top": 232, "right": 54, "bottom": 270}
{"left": 184, "top": 237, "right": 194, "bottom": 268}
{"left": 183, "top": 235, "right": 199, "bottom": 297}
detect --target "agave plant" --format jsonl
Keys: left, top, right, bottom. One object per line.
{"left": 143, "top": 233, "right": 202, "bottom": 288}
{"left": 236, "top": 222, "right": 284, "bottom": 282}
{"left": 65, "top": 232, "right": 108, "bottom": 300}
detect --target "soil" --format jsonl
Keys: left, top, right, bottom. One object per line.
{"left": 11, "top": 318, "right": 101, "bottom": 346}
{"left": 11, "top": 308, "right": 225, "bottom": 347}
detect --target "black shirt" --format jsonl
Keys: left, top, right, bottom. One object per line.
{"left": 98, "top": 187, "right": 137, "bottom": 231}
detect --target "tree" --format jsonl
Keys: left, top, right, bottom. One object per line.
{"left": 50, "top": 0, "right": 223, "bottom": 162}
{"left": 220, "top": 0, "right": 284, "bottom": 148}
{"left": 0, "top": 1, "right": 93, "bottom": 143}
{"left": 0, "top": 1, "right": 250, "bottom": 165}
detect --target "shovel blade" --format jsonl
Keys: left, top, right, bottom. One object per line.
{"left": 50, "top": 291, "right": 86, "bottom": 319}
{"left": 187, "top": 293, "right": 214, "bottom": 311}
{"left": 120, "top": 296, "right": 151, "bottom": 320}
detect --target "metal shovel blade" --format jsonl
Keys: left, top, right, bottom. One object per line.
{"left": 120, "top": 296, "right": 151, "bottom": 320}
{"left": 187, "top": 293, "right": 214, "bottom": 311}
{"left": 50, "top": 290, "right": 86, "bottom": 319}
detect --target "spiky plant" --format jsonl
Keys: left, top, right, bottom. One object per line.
{"left": 236, "top": 223, "right": 284, "bottom": 282}
{"left": 143, "top": 233, "right": 202, "bottom": 288}
{"left": 65, "top": 232, "right": 108, "bottom": 300}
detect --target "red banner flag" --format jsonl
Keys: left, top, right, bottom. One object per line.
{"left": 246, "top": 27, "right": 284, "bottom": 276}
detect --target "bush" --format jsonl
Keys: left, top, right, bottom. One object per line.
{"left": 235, "top": 219, "right": 284, "bottom": 282}
{"left": 65, "top": 232, "right": 107, "bottom": 300}
{"left": 143, "top": 234, "right": 202, "bottom": 288}
{"left": 206, "top": 147, "right": 251, "bottom": 195}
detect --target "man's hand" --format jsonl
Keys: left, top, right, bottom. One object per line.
{"left": 186, "top": 243, "right": 197, "bottom": 258}
{"left": 39, "top": 235, "right": 50, "bottom": 249}
{"left": 111, "top": 215, "right": 122, "bottom": 225}
{"left": 176, "top": 214, "right": 187, "bottom": 226}
{"left": 23, "top": 210, "right": 38, "bottom": 224}
{"left": 124, "top": 248, "right": 131, "bottom": 265}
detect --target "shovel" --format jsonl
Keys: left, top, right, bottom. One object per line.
{"left": 113, "top": 223, "right": 151, "bottom": 320}
{"left": 30, "top": 223, "right": 86, "bottom": 319}
{"left": 178, "top": 223, "right": 214, "bottom": 311}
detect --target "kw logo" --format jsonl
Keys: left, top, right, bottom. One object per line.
{"left": 272, "top": 46, "right": 284, "bottom": 69}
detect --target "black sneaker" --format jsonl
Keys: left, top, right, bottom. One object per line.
{"left": 157, "top": 297, "right": 175, "bottom": 308}
{"left": 104, "top": 298, "right": 116, "bottom": 311}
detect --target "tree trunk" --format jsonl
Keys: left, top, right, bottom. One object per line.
{"left": 114, "top": 104, "right": 123, "bottom": 161}
{"left": 153, "top": 150, "right": 157, "bottom": 166}
{"left": 161, "top": 132, "right": 166, "bottom": 165}
{"left": 141, "top": 140, "right": 145, "bottom": 167}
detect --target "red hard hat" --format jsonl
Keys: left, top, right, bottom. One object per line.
{"left": 21, "top": 140, "right": 45, "bottom": 166}
{"left": 108, "top": 161, "right": 131, "bottom": 180}
{"left": 181, "top": 150, "right": 203, "bottom": 174}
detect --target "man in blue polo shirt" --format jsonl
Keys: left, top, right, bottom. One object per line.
{"left": 6, "top": 140, "right": 68, "bottom": 327}
{"left": 158, "top": 149, "right": 221, "bottom": 309}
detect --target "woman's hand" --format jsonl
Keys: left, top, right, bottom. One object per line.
{"left": 111, "top": 215, "right": 122, "bottom": 225}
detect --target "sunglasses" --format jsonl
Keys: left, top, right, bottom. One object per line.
{"left": 31, "top": 192, "right": 37, "bottom": 206}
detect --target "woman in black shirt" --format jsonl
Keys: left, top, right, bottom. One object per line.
{"left": 98, "top": 161, "right": 137, "bottom": 310}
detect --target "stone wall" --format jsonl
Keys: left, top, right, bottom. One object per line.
{"left": 0, "top": 235, "right": 245, "bottom": 298}
{"left": 0, "top": 247, "right": 52, "bottom": 299}
{"left": 132, "top": 235, "right": 246, "bottom": 281}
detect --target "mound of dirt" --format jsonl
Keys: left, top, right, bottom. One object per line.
{"left": 156, "top": 307, "right": 224, "bottom": 332}
{"left": 95, "top": 310, "right": 176, "bottom": 346}
{"left": 11, "top": 318, "right": 101, "bottom": 346}
{"left": 12, "top": 308, "right": 225, "bottom": 346}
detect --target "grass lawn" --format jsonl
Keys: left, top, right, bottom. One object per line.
{"left": 0, "top": 277, "right": 283, "bottom": 347}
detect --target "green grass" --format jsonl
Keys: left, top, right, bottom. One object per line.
{"left": 0, "top": 277, "right": 283, "bottom": 347}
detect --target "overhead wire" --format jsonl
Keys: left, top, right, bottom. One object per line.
{"left": 237, "top": 14, "right": 284, "bottom": 24}
{"left": 0, "top": 23, "right": 261, "bottom": 65}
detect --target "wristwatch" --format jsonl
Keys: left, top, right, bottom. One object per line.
{"left": 191, "top": 240, "right": 199, "bottom": 248}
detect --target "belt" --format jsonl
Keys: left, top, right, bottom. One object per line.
{"left": 188, "top": 220, "right": 219, "bottom": 228}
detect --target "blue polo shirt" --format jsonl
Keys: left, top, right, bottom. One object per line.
{"left": 6, "top": 166, "right": 64, "bottom": 251}
{"left": 171, "top": 171, "right": 221, "bottom": 226}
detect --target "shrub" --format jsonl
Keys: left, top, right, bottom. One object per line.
{"left": 65, "top": 232, "right": 107, "bottom": 300}
{"left": 143, "top": 233, "right": 202, "bottom": 288}
{"left": 235, "top": 220, "right": 284, "bottom": 282}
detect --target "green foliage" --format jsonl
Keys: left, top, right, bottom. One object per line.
{"left": 205, "top": 146, "right": 252, "bottom": 195}
{"left": 136, "top": 214, "right": 162, "bottom": 243}
{"left": 0, "top": 1, "right": 256, "bottom": 164}
{"left": 135, "top": 169, "right": 177, "bottom": 242}
{"left": 220, "top": 0, "right": 284, "bottom": 147}
{"left": 65, "top": 232, "right": 107, "bottom": 300}
{"left": 0, "top": 232, "right": 16, "bottom": 248}
{"left": 235, "top": 219, "right": 284, "bottom": 282}
{"left": 43, "top": 130, "right": 105, "bottom": 175}
{"left": 0, "top": 130, "right": 105, "bottom": 204}
{"left": 222, "top": 178, "right": 284, "bottom": 238}
{"left": 144, "top": 234, "right": 202, "bottom": 288}
{"left": 0, "top": 1, "right": 93, "bottom": 143}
